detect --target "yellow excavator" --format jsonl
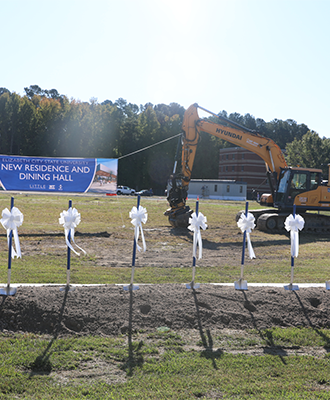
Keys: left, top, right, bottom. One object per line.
{"left": 165, "top": 103, "right": 330, "bottom": 233}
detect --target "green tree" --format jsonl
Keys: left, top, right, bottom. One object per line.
{"left": 116, "top": 99, "right": 140, "bottom": 189}
{"left": 0, "top": 92, "right": 21, "bottom": 154}
{"left": 0, "top": 91, "right": 12, "bottom": 153}
{"left": 286, "top": 131, "right": 330, "bottom": 177}
{"left": 95, "top": 102, "right": 122, "bottom": 158}
{"left": 133, "top": 105, "right": 161, "bottom": 190}
{"left": 1, "top": 87, "right": 324, "bottom": 191}
{"left": 153, "top": 104, "right": 184, "bottom": 190}
{"left": 17, "top": 95, "right": 38, "bottom": 156}
{"left": 0, "top": 87, "right": 10, "bottom": 96}
{"left": 35, "top": 96, "right": 69, "bottom": 156}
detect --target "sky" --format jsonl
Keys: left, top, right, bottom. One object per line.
{"left": 1, "top": 0, "right": 330, "bottom": 138}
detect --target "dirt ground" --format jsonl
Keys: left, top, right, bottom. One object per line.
{"left": 1, "top": 223, "right": 330, "bottom": 337}
{"left": 1, "top": 283, "right": 330, "bottom": 336}
{"left": 1, "top": 204, "right": 330, "bottom": 388}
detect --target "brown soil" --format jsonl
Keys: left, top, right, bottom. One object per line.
{"left": 2, "top": 205, "right": 330, "bottom": 388}
{"left": 1, "top": 284, "right": 329, "bottom": 336}
{"left": 0, "top": 223, "right": 329, "bottom": 337}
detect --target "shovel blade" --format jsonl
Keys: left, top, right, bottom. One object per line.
{"left": 60, "top": 285, "right": 75, "bottom": 292}
{"left": 234, "top": 279, "right": 248, "bottom": 291}
{"left": 284, "top": 283, "right": 299, "bottom": 291}
{"left": 123, "top": 284, "right": 139, "bottom": 291}
{"left": 186, "top": 282, "right": 200, "bottom": 290}
{"left": 0, "top": 286, "right": 17, "bottom": 296}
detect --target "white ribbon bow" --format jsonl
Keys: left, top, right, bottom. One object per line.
{"left": 130, "top": 205, "right": 148, "bottom": 252}
{"left": 237, "top": 212, "right": 256, "bottom": 259}
{"left": 59, "top": 207, "right": 86, "bottom": 256}
{"left": 284, "top": 213, "right": 305, "bottom": 257}
{"left": 188, "top": 212, "right": 207, "bottom": 260}
{"left": 0, "top": 207, "right": 24, "bottom": 258}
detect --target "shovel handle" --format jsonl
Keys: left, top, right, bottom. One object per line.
{"left": 67, "top": 200, "right": 72, "bottom": 271}
{"left": 192, "top": 199, "right": 199, "bottom": 268}
{"left": 241, "top": 202, "right": 249, "bottom": 266}
{"left": 131, "top": 195, "right": 140, "bottom": 268}
{"left": 7, "top": 197, "right": 14, "bottom": 271}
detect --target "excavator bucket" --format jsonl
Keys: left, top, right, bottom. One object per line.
{"left": 168, "top": 213, "right": 190, "bottom": 228}
{"left": 165, "top": 206, "right": 193, "bottom": 228}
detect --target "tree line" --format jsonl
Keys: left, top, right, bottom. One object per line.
{"left": 0, "top": 85, "right": 329, "bottom": 193}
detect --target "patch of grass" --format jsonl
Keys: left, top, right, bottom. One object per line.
{"left": 258, "top": 326, "right": 330, "bottom": 348}
{"left": 216, "top": 327, "right": 330, "bottom": 350}
{"left": 146, "top": 331, "right": 186, "bottom": 350}
{"left": 2, "top": 330, "right": 330, "bottom": 399}
{"left": 1, "top": 195, "right": 330, "bottom": 398}
{"left": 0, "top": 194, "right": 329, "bottom": 285}
{"left": 217, "top": 335, "right": 261, "bottom": 349}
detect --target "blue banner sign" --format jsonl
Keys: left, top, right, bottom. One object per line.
{"left": 0, "top": 155, "right": 100, "bottom": 193}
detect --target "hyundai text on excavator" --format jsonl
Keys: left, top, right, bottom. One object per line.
{"left": 165, "top": 103, "right": 330, "bottom": 233}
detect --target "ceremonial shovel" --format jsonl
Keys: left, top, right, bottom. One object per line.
{"left": 124, "top": 195, "right": 141, "bottom": 291}
{"left": 234, "top": 202, "right": 249, "bottom": 291}
{"left": 284, "top": 205, "right": 299, "bottom": 291}
{"left": 326, "top": 210, "right": 330, "bottom": 288}
{"left": 60, "top": 200, "right": 75, "bottom": 292}
{"left": 0, "top": 197, "right": 17, "bottom": 296}
{"left": 186, "top": 199, "right": 201, "bottom": 290}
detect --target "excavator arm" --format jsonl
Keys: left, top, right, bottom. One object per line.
{"left": 166, "top": 103, "right": 330, "bottom": 234}
{"left": 165, "top": 103, "right": 287, "bottom": 227}
{"left": 181, "top": 104, "right": 287, "bottom": 187}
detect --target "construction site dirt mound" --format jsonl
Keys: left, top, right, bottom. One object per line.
{"left": 1, "top": 284, "right": 329, "bottom": 336}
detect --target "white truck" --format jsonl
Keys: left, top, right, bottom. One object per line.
{"left": 116, "top": 185, "right": 135, "bottom": 195}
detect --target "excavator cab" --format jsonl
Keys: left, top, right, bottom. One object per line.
{"left": 274, "top": 167, "right": 323, "bottom": 210}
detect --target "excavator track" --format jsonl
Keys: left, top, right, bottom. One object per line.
{"left": 256, "top": 213, "right": 286, "bottom": 233}
{"left": 237, "top": 209, "right": 330, "bottom": 234}
{"left": 297, "top": 213, "right": 330, "bottom": 233}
